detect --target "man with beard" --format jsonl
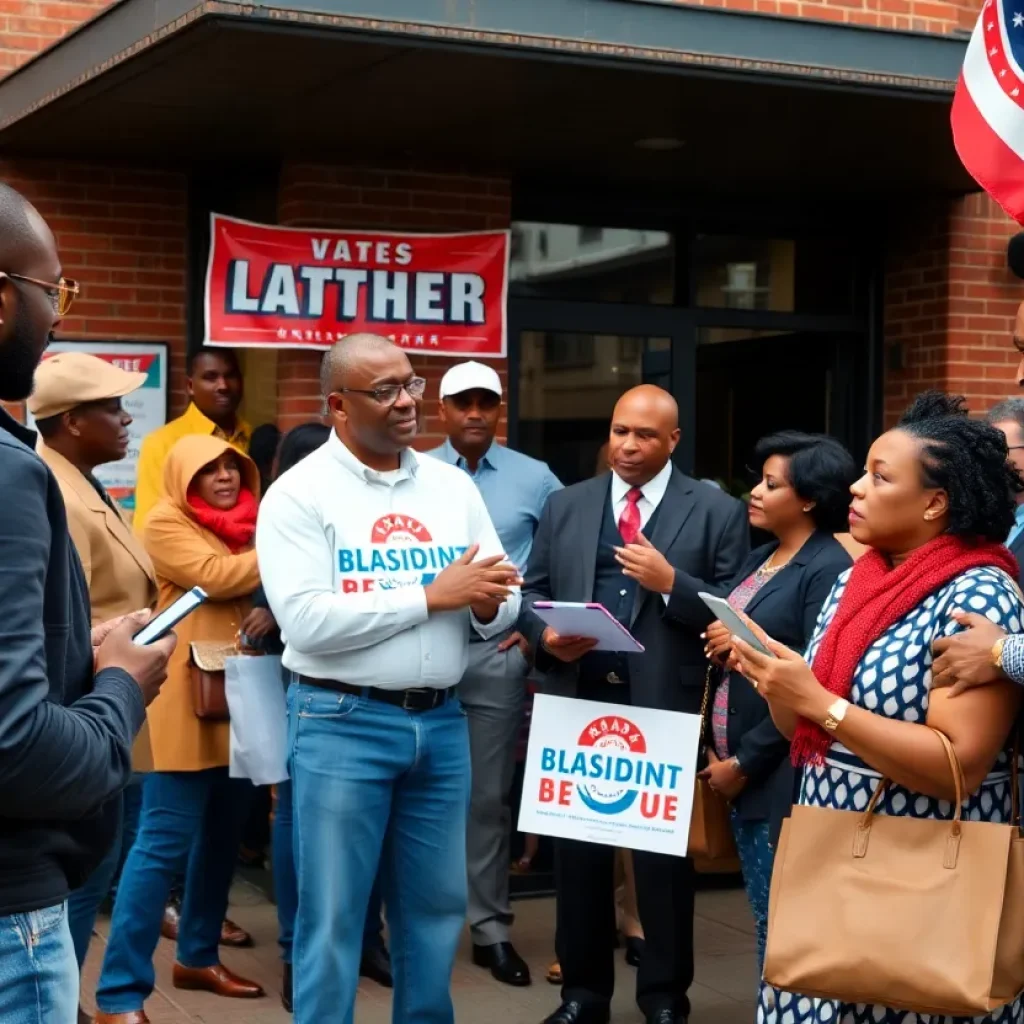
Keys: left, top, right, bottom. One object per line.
{"left": 0, "top": 183, "right": 174, "bottom": 1022}
{"left": 257, "top": 334, "right": 521, "bottom": 1023}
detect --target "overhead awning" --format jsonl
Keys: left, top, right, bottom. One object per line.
{"left": 0, "top": 0, "right": 975, "bottom": 197}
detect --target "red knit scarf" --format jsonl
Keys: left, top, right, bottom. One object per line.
{"left": 793, "top": 533, "right": 1018, "bottom": 768}
{"left": 186, "top": 487, "right": 258, "bottom": 553}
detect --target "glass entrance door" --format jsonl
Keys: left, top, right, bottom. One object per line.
{"left": 508, "top": 299, "right": 693, "bottom": 486}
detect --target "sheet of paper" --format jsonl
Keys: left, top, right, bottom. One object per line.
{"left": 530, "top": 602, "right": 645, "bottom": 653}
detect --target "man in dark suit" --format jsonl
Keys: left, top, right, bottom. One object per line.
{"left": 520, "top": 385, "right": 749, "bottom": 1024}
{"left": 987, "top": 398, "right": 1024, "bottom": 586}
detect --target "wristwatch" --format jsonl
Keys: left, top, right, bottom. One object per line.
{"left": 823, "top": 698, "right": 850, "bottom": 732}
{"left": 993, "top": 637, "right": 1008, "bottom": 672}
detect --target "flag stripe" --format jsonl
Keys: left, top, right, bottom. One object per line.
{"left": 952, "top": 75, "right": 1024, "bottom": 222}
{"left": 962, "top": 13, "right": 1024, "bottom": 161}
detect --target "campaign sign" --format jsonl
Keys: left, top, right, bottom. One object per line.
{"left": 204, "top": 213, "right": 509, "bottom": 358}
{"left": 519, "top": 694, "right": 702, "bottom": 856}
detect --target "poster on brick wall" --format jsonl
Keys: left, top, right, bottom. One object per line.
{"left": 24, "top": 340, "right": 169, "bottom": 513}
{"left": 203, "top": 213, "right": 509, "bottom": 358}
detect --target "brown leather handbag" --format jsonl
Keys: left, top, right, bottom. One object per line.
{"left": 188, "top": 641, "right": 236, "bottom": 721}
{"left": 687, "top": 664, "right": 738, "bottom": 860}
{"left": 763, "top": 728, "right": 1024, "bottom": 1015}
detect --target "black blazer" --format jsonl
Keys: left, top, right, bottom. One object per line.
{"left": 665, "top": 530, "right": 851, "bottom": 831}
{"left": 519, "top": 468, "right": 750, "bottom": 714}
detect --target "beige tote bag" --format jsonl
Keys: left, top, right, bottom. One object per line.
{"left": 763, "top": 728, "right": 1024, "bottom": 1015}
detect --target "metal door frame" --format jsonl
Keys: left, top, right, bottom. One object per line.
{"left": 507, "top": 297, "right": 697, "bottom": 472}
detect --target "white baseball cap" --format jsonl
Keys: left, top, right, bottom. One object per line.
{"left": 439, "top": 360, "right": 502, "bottom": 400}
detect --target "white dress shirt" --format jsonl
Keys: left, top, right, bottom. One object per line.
{"left": 256, "top": 431, "right": 520, "bottom": 690}
{"left": 609, "top": 459, "right": 673, "bottom": 530}
{"left": 609, "top": 460, "right": 675, "bottom": 601}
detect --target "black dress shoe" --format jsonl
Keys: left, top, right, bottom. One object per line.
{"left": 540, "top": 1001, "right": 610, "bottom": 1024}
{"left": 281, "top": 962, "right": 292, "bottom": 1013}
{"left": 472, "top": 941, "right": 532, "bottom": 986}
{"left": 360, "top": 945, "right": 393, "bottom": 988}
{"left": 625, "top": 936, "right": 645, "bottom": 967}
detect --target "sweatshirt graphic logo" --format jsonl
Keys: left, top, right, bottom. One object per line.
{"left": 337, "top": 514, "right": 467, "bottom": 592}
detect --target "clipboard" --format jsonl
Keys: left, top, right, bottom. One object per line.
{"left": 530, "top": 602, "right": 645, "bottom": 653}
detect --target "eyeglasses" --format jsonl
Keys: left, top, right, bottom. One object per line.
{"left": 5, "top": 274, "right": 80, "bottom": 316}
{"left": 337, "top": 377, "right": 427, "bottom": 406}
{"left": 1009, "top": 446, "right": 1024, "bottom": 452}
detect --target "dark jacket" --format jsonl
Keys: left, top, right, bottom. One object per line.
{"left": 0, "top": 408, "right": 144, "bottom": 915}
{"left": 666, "top": 530, "right": 851, "bottom": 838}
{"left": 1009, "top": 531, "right": 1024, "bottom": 591}
{"left": 519, "top": 468, "right": 749, "bottom": 713}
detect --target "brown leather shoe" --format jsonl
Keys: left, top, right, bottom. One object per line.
{"left": 220, "top": 917, "right": 253, "bottom": 947}
{"left": 172, "top": 962, "right": 265, "bottom": 999}
{"left": 161, "top": 903, "right": 252, "bottom": 948}
{"left": 92, "top": 1012, "right": 151, "bottom": 1024}
{"left": 160, "top": 902, "right": 179, "bottom": 942}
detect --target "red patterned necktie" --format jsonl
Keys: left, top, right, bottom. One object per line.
{"left": 618, "top": 486, "right": 643, "bottom": 545}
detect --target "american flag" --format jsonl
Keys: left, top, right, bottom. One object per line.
{"left": 952, "top": 0, "right": 1024, "bottom": 224}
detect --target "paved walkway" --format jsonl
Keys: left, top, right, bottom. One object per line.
{"left": 81, "top": 882, "right": 757, "bottom": 1023}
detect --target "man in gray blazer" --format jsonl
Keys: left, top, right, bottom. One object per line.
{"left": 520, "top": 385, "right": 749, "bottom": 1024}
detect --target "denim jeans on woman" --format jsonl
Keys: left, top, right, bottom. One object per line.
{"left": 0, "top": 902, "right": 78, "bottom": 1024}
{"left": 289, "top": 683, "right": 470, "bottom": 1024}
{"left": 730, "top": 810, "right": 774, "bottom": 972}
{"left": 95, "top": 767, "right": 253, "bottom": 1014}
{"left": 272, "top": 776, "right": 386, "bottom": 964}
{"left": 67, "top": 775, "right": 145, "bottom": 968}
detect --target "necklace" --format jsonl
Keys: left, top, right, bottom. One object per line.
{"left": 754, "top": 551, "right": 788, "bottom": 581}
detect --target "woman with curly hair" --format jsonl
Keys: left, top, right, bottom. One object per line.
{"left": 729, "top": 392, "right": 1024, "bottom": 1024}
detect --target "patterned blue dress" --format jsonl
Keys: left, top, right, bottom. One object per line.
{"left": 757, "top": 565, "right": 1024, "bottom": 1024}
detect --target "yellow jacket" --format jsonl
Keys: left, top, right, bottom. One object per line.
{"left": 133, "top": 403, "right": 250, "bottom": 536}
{"left": 143, "top": 435, "right": 261, "bottom": 772}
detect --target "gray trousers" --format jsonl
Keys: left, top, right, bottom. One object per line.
{"left": 460, "top": 632, "right": 530, "bottom": 945}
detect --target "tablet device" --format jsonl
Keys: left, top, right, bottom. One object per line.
{"left": 697, "top": 592, "right": 775, "bottom": 658}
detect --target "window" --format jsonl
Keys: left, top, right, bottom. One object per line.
{"left": 692, "top": 235, "right": 857, "bottom": 314}
{"left": 509, "top": 222, "right": 673, "bottom": 304}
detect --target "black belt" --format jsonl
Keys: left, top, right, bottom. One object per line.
{"left": 298, "top": 675, "right": 455, "bottom": 712}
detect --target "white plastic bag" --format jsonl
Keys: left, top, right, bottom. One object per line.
{"left": 225, "top": 654, "right": 289, "bottom": 785}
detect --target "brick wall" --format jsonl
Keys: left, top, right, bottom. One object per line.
{"left": 676, "top": 0, "right": 980, "bottom": 32}
{"left": 275, "top": 163, "right": 512, "bottom": 448}
{"left": 884, "top": 192, "right": 1021, "bottom": 425}
{"left": 0, "top": 0, "right": 112, "bottom": 78}
{"left": 0, "top": 159, "right": 188, "bottom": 420}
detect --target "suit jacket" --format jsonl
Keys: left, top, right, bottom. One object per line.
{"left": 39, "top": 443, "right": 158, "bottom": 624}
{"left": 666, "top": 530, "right": 851, "bottom": 834}
{"left": 1009, "top": 530, "right": 1024, "bottom": 591}
{"left": 39, "top": 442, "right": 159, "bottom": 773}
{"left": 519, "top": 468, "right": 749, "bottom": 713}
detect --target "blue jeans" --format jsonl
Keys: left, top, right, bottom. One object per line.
{"left": 290, "top": 684, "right": 470, "bottom": 1024}
{"left": 730, "top": 811, "right": 774, "bottom": 972}
{"left": 95, "top": 768, "right": 254, "bottom": 1014}
{"left": 68, "top": 775, "right": 145, "bottom": 968}
{"left": 0, "top": 903, "right": 78, "bottom": 1024}
{"left": 272, "top": 777, "right": 386, "bottom": 964}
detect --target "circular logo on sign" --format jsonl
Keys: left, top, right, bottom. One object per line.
{"left": 575, "top": 716, "right": 647, "bottom": 815}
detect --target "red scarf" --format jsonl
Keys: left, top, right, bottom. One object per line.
{"left": 186, "top": 487, "right": 258, "bottom": 553}
{"left": 793, "top": 534, "right": 1018, "bottom": 768}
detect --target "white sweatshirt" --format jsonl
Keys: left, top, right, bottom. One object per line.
{"left": 255, "top": 431, "right": 520, "bottom": 690}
